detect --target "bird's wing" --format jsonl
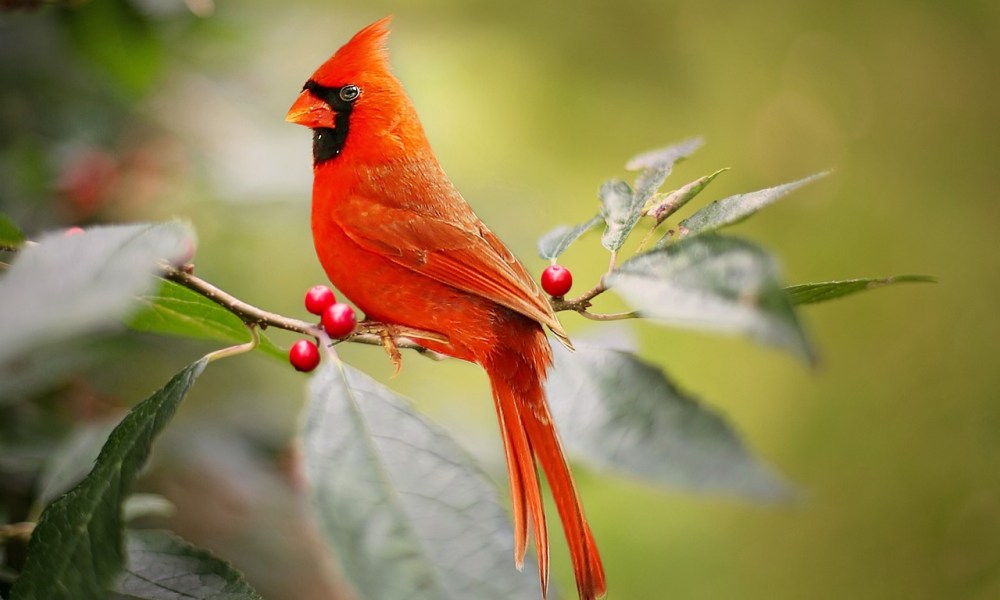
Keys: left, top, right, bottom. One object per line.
{"left": 330, "top": 194, "right": 571, "bottom": 347}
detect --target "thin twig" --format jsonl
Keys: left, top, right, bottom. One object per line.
{"left": 577, "top": 310, "right": 640, "bottom": 321}
{"left": 161, "top": 263, "right": 448, "bottom": 358}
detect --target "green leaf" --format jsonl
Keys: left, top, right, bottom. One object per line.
{"left": 0, "top": 222, "right": 195, "bottom": 400}
{"left": 599, "top": 179, "right": 640, "bottom": 252}
{"left": 625, "top": 137, "right": 704, "bottom": 172}
{"left": 303, "top": 361, "right": 543, "bottom": 600}
{"left": 785, "top": 275, "right": 935, "bottom": 305}
{"left": 11, "top": 359, "right": 207, "bottom": 600}
{"left": 679, "top": 171, "right": 829, "bottom": 237}
{"left": 110, "top": 529, "right": 263, "bottom": 600}
{"left": 646, "top": 168, "right": 729, "bottom": 225}
{"left": 537, "top": 215, "right": 602, "bottom": 260}
{"left": 130, "top": 278, "right": 285, "bottom": 360}
{"left": 607, "top": 235, "right": 815, "bottom": 363}
{"left": 0, "top": 212, "right": 25, "bottom": 248}
{"left": 548, "top": 342, "right": 790, "bottom": 499}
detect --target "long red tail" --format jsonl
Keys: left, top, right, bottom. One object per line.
{"left": 483, "top": 319, "right": 606, "bottom": 600}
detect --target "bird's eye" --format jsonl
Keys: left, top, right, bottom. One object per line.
{"left": 339, "top": 85, "right": 360, "bottom": 102}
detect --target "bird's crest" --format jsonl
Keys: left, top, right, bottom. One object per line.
{"left": 311, "top": 16, "right": 393, "bottom": 86}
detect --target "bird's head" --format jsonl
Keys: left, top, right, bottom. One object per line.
{"left": 286, "top": 16, "right": 425, "bottom": 165}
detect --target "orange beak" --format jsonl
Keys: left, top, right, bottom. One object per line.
{"left": 285, "top": 90, "right": 336, "bottom": 129}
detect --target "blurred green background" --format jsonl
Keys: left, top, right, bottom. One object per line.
{"left": 2, "top": 0, "right": 999, "bottom": 598}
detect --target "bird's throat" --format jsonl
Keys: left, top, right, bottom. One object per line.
{"left": 312, "top": 109, "right": 351, "bottom": 164}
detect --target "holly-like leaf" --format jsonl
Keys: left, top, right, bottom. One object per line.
{"left": 679, "top": 172, "right": 828, "bottom": 237}
{"left": 607, "top": 235, "right": 815, "bottom": 363}
{"left": 599, "top": 179, "right": 640, "bottom": 252}
{"left": 547, "top": 342, "right": 790, "bottom": 499}
{"left": 130, "top": 278, "right": 284, "bottom": 360}
{"left": 537, "top": 215, "right": 602, "bottom": 260}
{"left": 110, "top": 529, "right": 263, "bottom": 600}
{"left": 10, "top": 359, "right": 207, "bottom": 600}
{"left": 785, "top": 275, "right": 935, "bottom": 305}
{"left": 0, "top": 212, "right": 25, "bottom": 248}
{"left": 303, "top": 361, "right": 543, "bottom": 600}
{"left": 0, "top": 222, "right": 195, "bottom": 399}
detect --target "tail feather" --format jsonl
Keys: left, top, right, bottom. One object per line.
{"left": 484, "top": 321, "right": 606, "bottom": 600}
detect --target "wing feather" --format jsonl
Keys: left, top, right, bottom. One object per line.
{"left": 329, "top": 194, "right": 571, "bottom": 346}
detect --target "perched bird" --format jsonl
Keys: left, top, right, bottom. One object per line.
{"left": 286, "top": 17, "right": 606, "bottom": 599}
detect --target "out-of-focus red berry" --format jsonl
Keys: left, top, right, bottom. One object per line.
{"left": 65, "top": 226, "right": 85, "bottom": 236}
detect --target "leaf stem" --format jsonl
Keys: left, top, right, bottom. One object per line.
{"left": 204, "top": 323, "right": 261, "bottom": 363}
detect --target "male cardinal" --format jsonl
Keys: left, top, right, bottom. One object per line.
{"left": 286, "top": 17, "right": 606, "bottom": 599}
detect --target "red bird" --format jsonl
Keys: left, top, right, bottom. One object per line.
{"left": 286, "top": 17, "right": 606, "bottom": 599}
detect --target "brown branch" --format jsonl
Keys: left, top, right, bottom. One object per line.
{"left": 578, "top": 310, "right": 640, "bottom": 321}
{"left": 161, "top": 264, "right": 448, "bottom": 359}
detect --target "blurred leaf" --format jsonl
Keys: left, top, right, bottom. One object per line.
{"left": 110, "top": 529, "right": 262, "bottom": 600}
{"left": 537, "top": 215, "right": 602, "bottom": 260}
{"left": 607, "top": 235, "right": 815, "bottom": 363}
{"left": 303, "top": 361, "right": 542, "bottom": 600}
{"left": 679, "top": 172, "right": 829, "bottom": 237}
{"left": 548, "top": 342, "right": 790, "bottom": 499}
{"left": 646, "top": 168, "right": 729, "bottom": 225}
{"left": 34, "top": 418, "right": 119, "bottom": 511}
{"left": 625, "top": 137, "right": 704, "bottom": 171}
{"left": 599, "top": 179, "right": 640, "bottom": 252}
{"left": 786, "top": 275, "right": 935, "bottom": 305}
{"left": 61, "top": 0, "right": 164, "bottom": 96}
{"left": 10, "top": 359, "right": 207, "bottom": 600}
{"left": 0, "top": 212, "right": 25, "bottom": 247}
{"left": 130, "top": 278, "right": 285, "bottom": 360}
{"left": 0, "top": 222, "right": 195, "bottom": 400}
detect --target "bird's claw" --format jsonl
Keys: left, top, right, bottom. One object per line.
{"left": 378, "top": 327, "right": 403, "bottom": 376}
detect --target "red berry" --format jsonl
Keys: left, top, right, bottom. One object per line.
{"left": 304, "top": 285, "right": 337, "bottom": 316}
{"left": 65, "top": 226, "right": 85, "bottom": 236}
{"left": 289, "top": 339, "right": 320, "bottom": 372}
{"left": 322, "top": 303, "right": 356, "bottom": 338}
{"left": 541, "top": 264, "right": 573, "bottom": 297}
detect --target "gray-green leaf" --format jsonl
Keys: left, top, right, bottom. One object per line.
{"left": 11, "top": 359, "right": 207, "bottom": 600}
{"left": 0, "top": 222, "right": 195, "bottom": 399}
{"left": 785, "top": 275, "right": 935, "bottom": 305}
{"left": 111, "top": 529, "right": 263, "bottom": 600}
{"left": 625, "top": 137, "right": 704, "bottom": 171}
{"left": 646, "top": 168, "right": 728, "bottom": 224}
{"left": 680, "top": 172, "right": 828, "bottom": 237}
{"left": 547, "top": 342, "right": 790, "bottom": 499}
{"left": 607, "top": 235, "right": 815, "bottom": 363}
{"left": 537, "top": 215, "right": 603, "bottom": 260}
{"left": 303, "top": 361, "right": 542, "bottom": 600}
{"left": 599, "top": 179, "right": 640, "bottom": 252}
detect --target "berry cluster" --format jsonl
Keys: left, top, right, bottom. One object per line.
{"left": 288, "top": 285, "right": 357, "bottom": 373}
